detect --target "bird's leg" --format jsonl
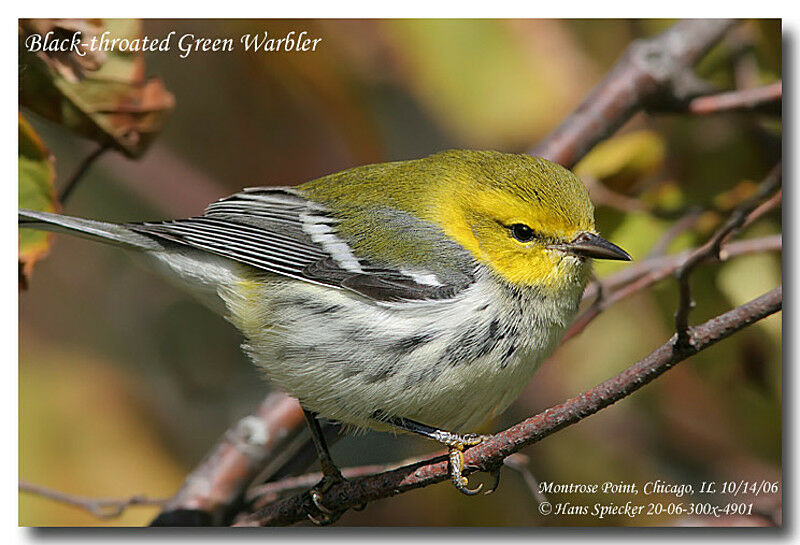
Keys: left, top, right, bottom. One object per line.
{"left": 302, "top": 408, "right": 347, "bottom": 525}
{"left": 383, "top": 416, "right": 491, "bottom": 496}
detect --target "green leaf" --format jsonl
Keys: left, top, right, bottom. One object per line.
{"left": 18, "top": 113, "right": 56, "bottom": 287}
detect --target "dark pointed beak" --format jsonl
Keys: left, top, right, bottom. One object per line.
{"left": 550, "top": 232, "right": 631, "bottom": 261}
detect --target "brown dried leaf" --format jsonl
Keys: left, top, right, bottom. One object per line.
{"left": 19, "top": 19, "right": 106, "bottom": 82}
{"left": 19, "top": 18, "right": 174, "bottom": 157}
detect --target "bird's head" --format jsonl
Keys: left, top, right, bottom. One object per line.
{"left": 431, "top": 151, "right": 630, "bottom": 291}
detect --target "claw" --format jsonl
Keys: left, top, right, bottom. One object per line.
{"left": 310, "top": 488, "right": 336, "bottom": 515}
{"left": 458, "top": 433, "right": 487, "bottom": 447}
{"left": 306, "top": 474, "right": 347, "bottom": 525}
{"left": 307, "top": 510, "right": 340, "bottom": 526}
{"left": 383, "top": 416, "right": 496, "bottom": 498}
{"left": 449, "top": 443, "right": 484, "bottom": 496}
{"left": 484, "top": 467, "right": 502, "bottom": 495}
{"left": 454, "top": 476, "right": 484, "bottom": 496}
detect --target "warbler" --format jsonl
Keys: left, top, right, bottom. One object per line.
{"left": 19, "top": 150, "right": 629, "bottom": 518}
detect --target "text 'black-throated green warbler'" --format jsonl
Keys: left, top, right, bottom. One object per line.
{"left": 19, "top": 150, "right": 630, "bottom": 521}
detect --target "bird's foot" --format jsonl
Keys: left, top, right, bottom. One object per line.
{"left": 381, "top": 416, "right": 498, "bottom": 497}
{"left": 432, "top": 431, "right": 490, "bottom": 496}
{"left": 307, "top": 471, "right": 346, "bottom": 526}
{"left": 306, "top": 469, "right": 366, "bottom": 525}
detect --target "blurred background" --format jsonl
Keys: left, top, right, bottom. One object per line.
{"left": 19, "top": 19, "right": 781, "bottom": 526}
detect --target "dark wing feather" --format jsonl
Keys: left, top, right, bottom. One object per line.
{"left": 341, "top": 274, "right": 463, "bottom": 302}
{"left": 128, "top": 187, "right": 475, "bottom": 302}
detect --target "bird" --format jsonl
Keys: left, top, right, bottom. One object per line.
{"left": 19, "top": 149, "right": 630, "bottom": 521}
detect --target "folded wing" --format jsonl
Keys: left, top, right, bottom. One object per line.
{"left": 129, "top": 187, "right": 475, "bottom": 302}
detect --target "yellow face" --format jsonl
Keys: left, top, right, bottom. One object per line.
{"left": 430, "top": 156, "right": 597, "bottom": 292}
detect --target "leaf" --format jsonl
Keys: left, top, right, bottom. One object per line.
{"left": 19, "top": 19, "right": 174, "bottom": 158}
{"left": 574, "top": 130, "right": 666, "bottom": 193}
{"left": 18, "top": 113, "right": 56, "bottom": 288}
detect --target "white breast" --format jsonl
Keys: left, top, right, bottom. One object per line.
{"left": 221, "top": 267, "right": 584, "bottom": 433}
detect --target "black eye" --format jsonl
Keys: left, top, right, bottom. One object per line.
{"left": 510, "top": 223, "right": 536, "bottom": 243}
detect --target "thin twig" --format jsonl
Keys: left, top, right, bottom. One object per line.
{"left": 566, "top": 234, "right": 780, "bottom": 342}
{"left": 653, "top": 81, "right": 782, "bottom": 116}
{"left": 247, "top": 454, "right": 432, "bottom": 507}
{"left": 530, "top": 19, "right": 737, "bottom": 167}
{"left": 674, "top": 163, "right": 782, "bottom": 347}
{"left": 234, "top": 286, "right": 781, "bottom": 526}
{"left": 647, "top": 206, "right": 704, "bottom": 259}
{"left": 741, "top": 189, "right": 781, "bottom": 232}
{"left": 580, "top": 234, "right": 781, "bottom": 306}
{"left": 565, "top": 233, "right": 782, "bottom": 343}
{"left": 502, "top": 454, "right": 549, "bottom": 506}
{"left": 583, "top": 175, "right": 650, "bottom": 214}
{"left": 59, "top": 143, "right": 109, "bottom": 203}
{"left": 19, "top": 481, "right": 165, "bottom": 519}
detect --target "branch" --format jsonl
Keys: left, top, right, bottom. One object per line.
{"left": 652, "top": 80, "right": 782, "bottom": 116}
{"left": 530, "top": 19, "right": 738, "bottom": 167}
{"left": 246, "top": 454, "right": 432, "bottom": 508}
{"left": 151, "top": 391, "right": 307, "bottom": 526}
{"left": 742, "top": 189, "right": 782, "bottom": 231}
{"left": 564, "top": 234, "right": 781, "bottom": 343}
{"left": 59, "top": 142, "right": 109, "bottom": 203}
{"left": 19, "top": 481, "right": 165, "bottom": 519}
{"left": 234, "top": 286, "right": 781, "bottom": 526}
{"left": 646, "top": 206, "right": 704, "bottom": 258}
{"left": 571, "top": 170, "right": 781, "bottom": 344}
{"left": 675, "top": 163, "right": 781, "bottom": 347}
{"left": 580, "top": 234, "right": 780, "bottom": 307}
{"left": 501, "top": 453, "right": 550, "bottom": 506}
{"left": 247, "top": 452, "right": 544, "bottom": 512}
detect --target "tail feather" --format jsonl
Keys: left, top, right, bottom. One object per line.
{"left": 18, "top": 209, "right": 159, "bottom": 250}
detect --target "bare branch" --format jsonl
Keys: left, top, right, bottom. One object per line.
{"left": 530, "top": 19, "right": 738, "bottom": 168}
{"left": 234, "top": 286, "right": 781, "bottom": 526}
{"left": 502, "top": 454, "right": 549, "bottom": 506}
{"left": 565, "top": 234, "right": 781, "bottom": 343}
{"left": 742, "top": 189, "right": 782, "bottom": 231}
{"left": 580, "top": 234, "right": 781, "bottom": 306}
{"left": 583, "top": 175, "right": 650, "bottom": 214}
{"left": 19, "top": 481, "right": 165, "bottom": 519}
{"left": 246, "top": 454, "right": 432, "bottom": 509}
{"left": 59, "top": 143, "right": 109, "bottom": 203}
{"left": 647, "top": 206, "right": 704, "bottom": 258}
{"left": 674, "top": 163, "right": 782, "bottom": 347}
{"left": 151, "top": 391, "right": 306, "bottom": 526}
{"left": 653, "top": 81, "right": 782, "bottom": 116}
